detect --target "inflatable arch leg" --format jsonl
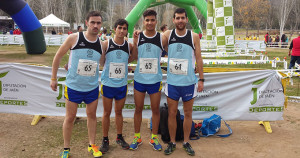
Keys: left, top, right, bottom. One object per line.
{"left": 125, "top": 0, "right": 208, "bottom": 37}
{"left": 207, "top": 0, "right": 235, "bottom": 50}
{"left": 0, "top": 0, "right": 46, "bottom": 54}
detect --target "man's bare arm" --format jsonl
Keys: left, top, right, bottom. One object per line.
{"left": 100, "top": 40, "right": 108, "bottom": 67}
{"left": 193, "top": 32, "right": 204, "bottom": 92}
{"left": 50, "top": 34, "right": 77, "bottom": 91}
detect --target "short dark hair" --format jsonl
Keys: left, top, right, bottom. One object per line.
{"left": 103, "top": 28, "right": 107, "bottom": 34}
{"left": 173, "top": 8, "right": 187, "bottom": 18}
{"left": 86, "top": 11, "right": 102, "bottom": 21}
{"left": 114, "top": 19, "right": 129, "bottom": 29}
{"left": 143, "top": 9, "right": 157, "bottom": 18}
{"left": 160, "top": 24, "right": 167, "bottom": 32}
{"left": 77, "top": 26, "right": 82, "bottom": 31}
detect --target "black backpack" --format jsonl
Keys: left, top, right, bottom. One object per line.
{"left": 159, "top": 103, "right": 183, "bottom": 143}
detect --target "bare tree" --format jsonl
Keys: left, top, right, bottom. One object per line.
{"left": 107, "top": 0, "right": 115, "bottom": 30}
{"left": 38, "top": 0, "right": 51, "bottom": 18}
{"left": 287, "top": 1, "right": 300, "bottom": 41}
{"left": 57, "top": 0, "right": 69, "bottom": 21}
{"left": 251, "top": 0, "right": 270, "bottom": 36}
{"left": 272, "top": 0, "right": 296, "bottom": 40}
{"left": 74, "top": 0, "right": 85, "bottom": 25}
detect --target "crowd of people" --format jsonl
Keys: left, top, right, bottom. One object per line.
{"left": 51, "top": 8, "right": 204, "bottom": 158}
{"left": 264, "top": 32, "right": 289, "bottom": 48}
{"left": 1, "top": 28, "right": 21, "bottom": 35}
{"left": 237, "top": 32, "right": 291, "bottom": 48}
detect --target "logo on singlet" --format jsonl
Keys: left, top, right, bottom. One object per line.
{"left": 79, "top": 42, "right": 85, "bottom": 47}
{"left": 116, "top": 51, "right": 122, "bottom": 59}
{"left": 171, "top": 37, "right": 176, "bottom": 41}
{"left": 141, "top": 38, "right": 145, "bottom": 42}
{"left": 110, "top": 45, "right": 115, "bottom": 49}
{"left": 146, "top": 43, "right": 151, "bottom": 52}
{"left": 87, "top": 49, "right": 93, "bottom": 58}
{"left": 177, "top": 44, "right": 183, "bottom": 52}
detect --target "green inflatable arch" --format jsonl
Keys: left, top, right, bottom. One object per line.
{"left": 125, "top": 0, "right": 207, "bottom": 37}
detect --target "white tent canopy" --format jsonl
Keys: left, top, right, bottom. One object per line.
{"left": 39, "top": 14, "right": 70, "bottom": 27}
{"left": 39, "top": 14, "right": 70, "bottom": 34}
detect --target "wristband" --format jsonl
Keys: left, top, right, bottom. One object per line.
{"left": 51, "top": 78, "right": 57, "bottom": 81}
{"left": 198, "top": 79, "right": 205, "bottom": 82}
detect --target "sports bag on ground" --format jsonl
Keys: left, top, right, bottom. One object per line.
{"left": 158, "top": 103, "right": 183, "bottom": 143}
{"left": 199, "top": 114, "right": 232, "bottom": 137}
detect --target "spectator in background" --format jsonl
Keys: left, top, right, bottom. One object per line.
{"left": 67, "top": 30, "right": 73, "bottom": 35}
{"left": 268, "top": 35, "right": 272, "bottom": 46}
{"left": 13, "top": 28, "right": 21, "bottom": 35}
{"left": 288, "top": 32, "right": 300, "bottom": 70}
{"left": 281, "top": 34, "right": 287, "bottom": 48}
{"left": 9, "top": 29, "right": 13, "bottom": 35}
{"left": 77, "top": 26, "right": 83, "bottom": 32}
{"left": 51, "top": 28, "right": 57, "bottom": 35}
{"left": 198, "top": 32, "right": 203, "bottom": 39}
{"left": 253, "top": 34, "right": 257, "bottom": 40}
{"left": 160, "top": 24, "right": 168, "bottom": 33}
{"left": 275, "top": 34, "right": 280, "bottom": 47}
{"left": 2, "top": 29, "right": 7, "bottom": 35}
{"left": 238, "top": 36, "right": 241, "bottom": 40}
{"left": 265, "top": 32, "right": 269, "bottom": 43}
{"left": 100, "top": 28, "right": 108, "bottom": 41}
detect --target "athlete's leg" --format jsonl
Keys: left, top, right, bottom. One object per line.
{"left": 102, "top": 96, "right": 113, "bottom": 137}
{"left": 167, "top": 97, "right": 178, "bottom": 143}
{"left": 86, "top": 99, "right": 98, "bottom": 145}
{"left": 133, "top": 89, "right": 146, "bottom": 133}
{"left": 182, "top": 98, "right": 194, "bottom": 142}
{"left": 115, "top": 97, "right": 126, "bottom": 134}
{"left": 149, "top": 91, "right": 161, "bottom": 135}
{"left": 63, "top": 100, "right": 78, "bottom": 148}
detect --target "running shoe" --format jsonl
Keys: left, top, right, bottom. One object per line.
{"left": 164, "top": 142, "right": 176, "bottom": 155}
{"left": 149, "top": 136, "right": 162, "bottom": 151}
{"left": 129, "top": 136, "right": 142, "bottom": 150}
{"left": 116, "top": 136, "right": 130, "bottom": 149}
{"left": 59, "top": 150, "right": 70, "bottom": 158}
{"left": 183, "top": 142, "right": 195, "bottom": 156}
{"left": 88, "top": 144, "right": 102, "bottom": 158}
{"left": 100, "top": 139, "right": 109, "bottom": 153}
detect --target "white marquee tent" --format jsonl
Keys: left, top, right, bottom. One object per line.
{"left": 39, "top": 14, "right": 70, "bottom": 34}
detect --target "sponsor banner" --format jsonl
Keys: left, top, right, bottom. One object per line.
{"left": 202, "top": 59, "right": 273, "bottom": 65}
{"left": 0, "top": 35, "right": 68, "bottom": 46}
{"left": 0, "top": 63, "right": 284, "bottom": 121}
{"left": 235, "top": 40, "right": 267, "bottom": 52}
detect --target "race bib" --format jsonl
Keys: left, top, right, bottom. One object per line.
{"left": 76, "top": 59, "right": 97, "bottom": 76}
{"left": 139, "top": 58, "right": 158, "bottom": 74}
{"left": 169, "top": 58, "right": 188, "bottom": 75}
{"left": 109, "top": 62, "right": 125, "bottom": 78}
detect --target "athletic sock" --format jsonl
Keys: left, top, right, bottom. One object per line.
{"left": 117, "top": 134, "right": 123, "bottom": 139}
{"left": 134, "top": 133, "right": 141, "bottom": 138}
{"left": 103, "top": 136, "right": 109, "bottom": 141}
{"left": 64, "top": 148, "right": 70, "bottom": 151}
{"left": 151, "top": 134, "right": 158, "bottom": 139}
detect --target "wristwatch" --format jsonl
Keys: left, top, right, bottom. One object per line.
{"left": 198, "top": 79, "right": 205, "bottom": 82}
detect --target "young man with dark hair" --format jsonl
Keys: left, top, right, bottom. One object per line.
{"left": 99, "top": 19, "right": 136, "bottom": 153}
{"left": 162, "top": 8, "right": 204, "bottom": 156}
{"left": 129, "top": 9, "right": 168, "bottom": 151}
{"left": 160, "top": 24, "right": 168, "bottom": 33}
{"left": 50, "top": 11, "right": 103, "bottom": 158}
{"left": 77, "top": 25, "right": 83, "bottom": 32}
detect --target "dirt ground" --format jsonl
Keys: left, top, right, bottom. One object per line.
{"left": 0, "top": 102, "right": 299, "bottom": 158}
